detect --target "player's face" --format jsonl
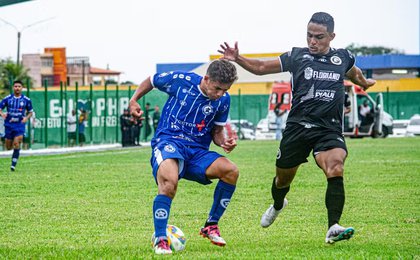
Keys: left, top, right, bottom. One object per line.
{"left": 202, "top": 77, "right": 231, "bottom": 100}
{"left": 306, "top": 22, "right": 335, "bottom": 55}
{"left": 13, "top": 83, "right": 23, "bottom": 96}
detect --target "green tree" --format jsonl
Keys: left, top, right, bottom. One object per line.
{"left": 0, "top": 58, "right": 32, "bottom": 98}
{"left": 346, "top": 43, "right": 404, "bottom": 56}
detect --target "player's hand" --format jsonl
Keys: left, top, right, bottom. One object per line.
{"left": 129, "top": 100, "right": 143, "bottom": 118}
{"left": 21, "top": 117, "right": 28, "bottom": 123}
{"left": 0, "top": 113, "right": 6, "bottom": 119}
{"left": 218, "top": 42, "right": 239, "bottom": 61}
{"left": 363, "top": 79, "right": 376, "bottom": 91}
{"left": 221, "top": 137, "right": 237, "bottom": 153}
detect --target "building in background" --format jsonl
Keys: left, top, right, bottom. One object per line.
{"left": 22, "top": 47, "right": 121, "bottom": 88}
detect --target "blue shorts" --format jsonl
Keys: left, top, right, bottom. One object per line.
{"left": 5, "top": 125, "right": 25, "bottom": 140}
{"left": 150, "top": 139, "right": 223, "bottom": 185}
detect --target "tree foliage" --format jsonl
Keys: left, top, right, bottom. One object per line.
{"left": 0, "top": 58, "right": 32, "bottom": 98}
{"left": 346, "top": 43, "right": 404, "bottom": 56}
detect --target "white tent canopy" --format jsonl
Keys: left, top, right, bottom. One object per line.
{"left": 191, "top": 61, "right": 291, "bottom": 83}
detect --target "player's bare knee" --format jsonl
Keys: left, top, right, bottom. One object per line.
{"left": 222, "top": 164, "right": 239, "bottom": 184}
{"left": 160, "top": 182, "right": 177, "bottom": 199}
{"left": 327, "top": 160, "right": 344, "bottom": 177}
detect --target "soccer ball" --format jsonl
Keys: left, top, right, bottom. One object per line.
{"left": 152, "top": 224, "right": 186, "bottom": 251}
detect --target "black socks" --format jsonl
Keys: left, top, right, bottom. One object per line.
{"left": 326, "top": 176, "right": 345, "bottom": 228}
{"left": 271, "top": 177, "right": 290, "bottom": 210}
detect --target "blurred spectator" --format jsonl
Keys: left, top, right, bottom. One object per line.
{"left": 144, "top": 102, "right": 153, "bottom": 140}
{"left": 132, "top": 116, "right": 143, "bottom": 146}
{"left": 120, "top": 108, "right": 132, "bottom": 147}
{"left": 358, "top": 100, "right": 371, "bottom": 125}
{"left": 274, "top": 102, "right": 286, "bottom": 140}
{"left": 67, "top": 109, "right": 77, "bottom": 147}
{"left": 78, "top": 109, "right": 88, "bottom": 146}
{"left": 152, "top": 105, "right": 161, "bottom": 132}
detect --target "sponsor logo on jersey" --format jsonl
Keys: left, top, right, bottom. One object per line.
{"left": 202, "top": 104, "right": 213, "bottom": 115}
{"left": 318, "top": 57, "right": 327, "bottom": 62}
{"left": 304, "top": 67, "right": 314, "bottom": 80}
{"left": 220, "top": 198, "right": 230, "bottom": 208}
{"left": 315, "top": 89, "right": 336, "bottom": 101}
{"left": 312, "top": 70, "right": 340, "bottom": 81}
{"left": 303, "top": 54, "right": 314, "bottom": 61}
{"left": 337, "top": 137, "right": 344, "bottom": 143}
{"left": 196, "top": 120, "right": 206, "bottom": 131}
{"left": 164, "top": 144, "right": 176, "bottom": 153}
{"left": 158, "top": 72, "right": 169, "bottom": 77}
{"left": 330, "top": 55, "right": 342, "bottom": 65}
{"left": 155, "top": 208, "right": 168, "bottom": 219}
{"left": 182, "top": 88, "right": 196, "bottom": 96}
{"left": 179, "top": 100, "right": 187, "bottom": 106}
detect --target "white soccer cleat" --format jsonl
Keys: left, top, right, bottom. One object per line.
{"left": 260, "top": 198, "right": 288, "bottom": 228}
{"left": 153, "top": 237, "right": 172, "bottom": 255}
{"left": 200, "top": 225, "right": 226, "bottom": 247}
{"left": 325, "top": 223, "right": 355, "bottom": 244}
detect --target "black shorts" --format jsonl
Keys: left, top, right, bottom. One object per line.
{"left": 276, "top": 123, "right": 347, "bottom": 169}
{"left": 68, "top": 132, "right": 76, "bottom": 140}
{"left": 79, "top": 133, "right": 86, "bottom": 142}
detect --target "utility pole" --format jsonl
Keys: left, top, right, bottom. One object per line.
{"left": 0, "top": 17, "right": 54, "bottom": 64}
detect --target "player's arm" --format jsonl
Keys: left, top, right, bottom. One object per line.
{"left": 0, "top": 109, "right": 6, "bottom": 119}
{"left": 218, "top": 42, "right": 282, "bottom": 75}
{"left": 129, "top": 77, "right": 154, "bottom": 118}
{"left": 212, "top": 125, "right": 237, "bottom": 154}
{"left": 346, "top": 65, "right": 376, "bottom": 91}
{"left": 21, "top": 111, "right": 33, "bottom": 123}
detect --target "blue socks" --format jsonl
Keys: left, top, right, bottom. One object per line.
{"left": 206, "top": 180, "right": 236, "bottom": 225}
{"left": 153, "top": 194, "right": 172, "bottom": 238}
{"left": 11, "top": 149, "right": 20, "bottom": 171}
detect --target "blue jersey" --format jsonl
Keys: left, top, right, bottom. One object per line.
{"left": 0, "top": 94, "right": 33, "bottom": 129}
{"left": 151, "top": 71, "right": 230, "bottom": 149}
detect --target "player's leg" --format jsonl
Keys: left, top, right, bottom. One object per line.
{"left": 152, "top": 159, "right": 179, "bottom": 254}
{"left": 314, "top": 137, "right": 354, "bottom": 243}
{"left": 151, "top": 142, "right": 184, "bottom": 254}
{"left": 10, "top": 135, "right": 23, "bottom": 171}
{"left": 200, "top": 156, "right": 238, "bottom": 246}
{"left": 261, "top": 123, "right": 310, "bottom": 228}
{"left": 260, "top": 166, "right": 298, "bottom": 228}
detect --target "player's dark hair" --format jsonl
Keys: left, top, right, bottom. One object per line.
{"left": 13, "top": 80, "right": 24, "bottom": 86}
{"left": 206, "top": 59, "right": 238, "bottom": 84}
{"left": 309, "top": 12, "right": 334, "bottom": 33}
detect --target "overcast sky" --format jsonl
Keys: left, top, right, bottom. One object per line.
{"left": 0, "top": 0, "right": 419, "bottom": 83}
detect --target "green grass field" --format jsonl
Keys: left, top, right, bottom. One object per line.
{"left": 0, "top": 138, "right": 419, "bottom": 259}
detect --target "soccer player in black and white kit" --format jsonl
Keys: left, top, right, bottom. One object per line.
{"left": 219, "top": 12, "right": 375, "bottom": 244}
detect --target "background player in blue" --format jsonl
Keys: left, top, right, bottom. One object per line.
{"left": 0, "top": 80, "right": 34, "bottom": 171}
{"left": 219, "top": 12, "right": 376, "bottom": 244}
{"left": 129, "top": 60, "right": 239, "bottom": 255}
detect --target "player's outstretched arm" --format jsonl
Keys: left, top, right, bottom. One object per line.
{"left": 212, "top": 125, "right": 237, "bottom": 153}
{"left": 129, "top": 77, "right": 154, "bottom": 118}
{"left": 218, "top": 42, "right": 282, "bottom": 75}
{"left": 346, "top": 66, "right": 376, "bottom": 91}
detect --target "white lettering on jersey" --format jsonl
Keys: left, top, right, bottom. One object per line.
{"left": 312, "top": 70, "right": 340, "bottom": 81}
{"left": 315, "top": 89, "right": 336, "bottom": 101}
{"left": 303, "top": 54, "right": 314, "bottom": 61}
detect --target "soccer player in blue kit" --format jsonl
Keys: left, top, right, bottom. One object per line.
{"left": 219, "top": 12, "right": 376, "bottom": 244}
{"left": 129, "top": 60, "right": 239, "bottom": 255}
{"left": 0, "top": 80, "right": 34, "bottom": 171}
